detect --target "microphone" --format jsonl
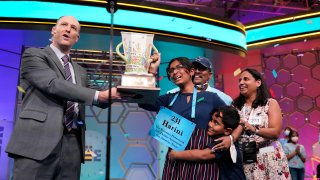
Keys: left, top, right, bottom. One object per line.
{"left": 106, "top": 0, "right": 118, "bottom": 13}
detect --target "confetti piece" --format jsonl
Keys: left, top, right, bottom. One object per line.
{"left": 233, "top": 68, "right": 241, "bottom": 76}
{"left": 272, "top": 69, "right": 277, "bottom": 78}
{"left": 269, "top": 89, "right": 275, "bottom": 98}
{"left": 17, "top": 86, "right": 26, "bottom": 93}
{"left": 297, "top": 53, "right": 304, "bottom": 57}
{"left": 273, "top": 44, "right": 279, "bottom": 47}
{"left": 124, "top": 133, "right": 130, "bottom": 137}
{"left": 158, "top": 76, "right": 163, "bottom": 81}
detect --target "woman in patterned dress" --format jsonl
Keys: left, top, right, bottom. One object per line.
{"left": 233, "top": 68, "right": 291, "bottom": 180}
{"left": 140, "top": 57, "right": 226, "bottom": 179}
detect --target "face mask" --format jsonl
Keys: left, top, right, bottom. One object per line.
{"left": 291, "top": 137, "right": 299, "bottom": 143}
{"left": 284, "top": 130, "right": 290, "bottom": 136}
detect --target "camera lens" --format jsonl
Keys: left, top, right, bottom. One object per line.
{"left": 245, "top": 130, "right": 252, "bottom": 136}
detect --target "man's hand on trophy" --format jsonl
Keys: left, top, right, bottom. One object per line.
{"left": 148, "top": 52, "right": 161, "bottom": 76}
{"left": 98, "top": 87, "right": 121, "bottom": 102}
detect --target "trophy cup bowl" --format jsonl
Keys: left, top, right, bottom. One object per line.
{"left": 116, "top": 32, "right": 160, "bottom": 103}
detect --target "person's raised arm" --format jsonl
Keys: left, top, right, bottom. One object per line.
{"left": 148, "top": 52, "right": 161, "bottom": 75}
{"left": 168, "top": 149, "right": 215, "bottom": 162}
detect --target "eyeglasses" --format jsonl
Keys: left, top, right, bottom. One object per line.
{"left": 167, "top": 64, "right": 185, "bottom": 74}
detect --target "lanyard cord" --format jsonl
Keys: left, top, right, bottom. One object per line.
{"left": 169, "top": 88, "right": 197, "bottom": 119}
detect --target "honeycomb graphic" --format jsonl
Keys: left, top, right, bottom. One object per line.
{"left": 263, "top": 50, "right": 320, "bottom": 177}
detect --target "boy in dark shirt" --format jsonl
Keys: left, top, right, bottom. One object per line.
{"left": 169, "top": 106, "right": 246, "bottom": 180}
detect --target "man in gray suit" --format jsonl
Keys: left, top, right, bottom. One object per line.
{"left": 6, "top": 16, "right": 159, "bottom": 179}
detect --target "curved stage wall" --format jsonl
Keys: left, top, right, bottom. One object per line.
{"left": 0, "top": 0, "right": 320, "bottom": 179}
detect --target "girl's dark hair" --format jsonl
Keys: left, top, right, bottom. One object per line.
{"left": 166, "top": 57, "right": 194, "bottom": 81}
{"left": 233, "top": 68, "right": 270, "bottom": 110}
{"left": 287, "top": 130, "right": 299, "bottom": 143}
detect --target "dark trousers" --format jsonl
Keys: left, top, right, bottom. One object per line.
{"left": 289, "top": 167, "right": 305, "bottom": 180}
{"left": 11, "top": 132, "right": 82, "bottom": 180}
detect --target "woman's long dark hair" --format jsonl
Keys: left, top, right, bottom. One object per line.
{"left": 233, "top": 68, "right": 271, "bottom": 110}
{"left": 166, "top": 57, "right": 194, "bottom": 81}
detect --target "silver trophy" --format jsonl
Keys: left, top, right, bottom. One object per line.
{"left": 116, "top": 32, "right": 160, "bottom": 102}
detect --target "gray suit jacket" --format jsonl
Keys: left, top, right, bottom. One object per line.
{"left": 6, "top": 46, "right": 102, "bottom": 162}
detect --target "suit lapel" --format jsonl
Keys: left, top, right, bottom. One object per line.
{"left": 44, "top": 46, "right": 66, "bottom": 79}
{"left": 45, "top": 46, "right": 82, "bottom": 86}
{"left": 71, "top": 60, "right": 82, "bottom": 86}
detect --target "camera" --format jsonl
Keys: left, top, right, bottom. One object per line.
{"left": 242, "top": 141, "right": 257, "bottom": 164}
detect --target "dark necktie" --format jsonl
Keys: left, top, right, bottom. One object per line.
{"left": 62, "top": 55, "right": 76, "bottom": 131}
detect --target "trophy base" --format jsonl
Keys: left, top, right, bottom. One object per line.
{"left": 117, "top": 86, "right": 160, "bottom": 104}
{"left": 121, "top": 74, "right": 156, "bottom": 88}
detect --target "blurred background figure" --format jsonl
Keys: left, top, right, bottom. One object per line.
{"left": 279, "top": 126, "right": 292, "bottom": 148}
{"left": 284, "top": 130, "right": 306, "bottom": 180}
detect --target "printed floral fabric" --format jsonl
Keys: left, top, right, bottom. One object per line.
{"left": 239, "top": 98, "right": 291, "bottom": 180}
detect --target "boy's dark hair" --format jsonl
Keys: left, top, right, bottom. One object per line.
{"left": 211, "top": 106, "right": 240, "bottom": 130}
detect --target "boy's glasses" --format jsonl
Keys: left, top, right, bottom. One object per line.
{"left": 167, "top": 64, "right": 185, "bottom": 74}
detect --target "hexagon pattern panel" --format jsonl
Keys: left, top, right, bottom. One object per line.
{"left": 81, "top": 103, "right": 159, "bottom": 180}
{"left": 263, "top": 50, "right": 320, "bottom": 178}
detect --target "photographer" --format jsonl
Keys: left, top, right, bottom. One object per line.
{"left": 233, "top": 68, "right": 291, "bottom": 180}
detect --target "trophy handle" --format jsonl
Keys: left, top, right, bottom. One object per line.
{"left": 116, "top": 42, "right": 128, "bottom": 63}
{"left": 148, "top": 44, "right": 159, "bottom": 63}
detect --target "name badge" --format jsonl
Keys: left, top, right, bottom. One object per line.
{"left": 248, "top": 116, "right": 262, "bottom": 125}
{"left": 149, "top": 107, "right": 196, "bottom": 151}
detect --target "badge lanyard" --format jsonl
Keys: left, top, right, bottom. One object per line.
{"left": 168, "top": 88, "right": 197, "bottom": 119}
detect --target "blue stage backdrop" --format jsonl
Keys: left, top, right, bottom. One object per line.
{"left": 0, "top": 29, "right": 24, "bottom": 180}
